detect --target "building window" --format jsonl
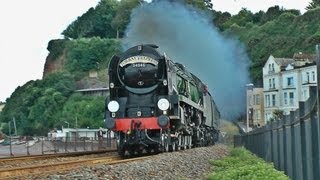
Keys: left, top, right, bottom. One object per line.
{"left": 256, "top": 94, "right": 260, "bottom": 105}
{"left": 272, "top": 78, "right": 275, "bottom": 88}
{"left": 307, "top": 72, "right": 310, "bottom": 82}
{"left": 288, "top": 77, "right": 293, "bottom": 86}
{"left": 312, "top": 71, "right": 315, "bottom": 81}
{"left": 265, "top": 95, "right": 270, "bottom": 107}
{"left": 289, "top": 92, "right": 294, "bottom": 106}
{"left": 256, "top": 110, "right": 261, "bottom": 120}
{"left": 269, "top": 79, "right": 272, "bottom": 88}
{"left": 284, "top": 92, "right": 288, "bottom": 105}
{"left": 269, "top": 64, "right": 272, "bottom": 72}
{"left": 272, "top": 63, "right": 275, "bottom": 71}
{"left": 272, "top": 94, "right": 276, "bottom": 106}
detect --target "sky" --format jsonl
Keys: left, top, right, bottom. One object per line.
{"left": 0, "top": 0, "right": 311, "bottom": 102}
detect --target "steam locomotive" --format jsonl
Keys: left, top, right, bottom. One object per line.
{"left": 105, "top": 44, "right": 220, "bottom": 156}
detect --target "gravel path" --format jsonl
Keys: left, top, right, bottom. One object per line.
{"left": 27, "top": 144, "right": 229, "bottom": 180}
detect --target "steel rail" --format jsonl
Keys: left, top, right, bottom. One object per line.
{"left": 0, "top": 149, "right": 117, "bottom": 164}
{"left": 0, "top": 155, "right": 149, "bottom": 179}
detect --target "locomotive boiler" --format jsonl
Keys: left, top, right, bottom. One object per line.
{"left": 105, "top": 44, "right": 220, "bottom": 156}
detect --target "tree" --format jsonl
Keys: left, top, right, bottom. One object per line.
{"left": 184, "top": 0, "right": 211, "bottom": 10}
{"left": 111, "top": 0, "right": 143, "bottom": 38}
{"left": 62, "top": 0, "right": 119, "bottom": 39}
{"left": 306, "top": 0, "right": 320, "bottom": 10}
{"left": 212, "top": 11, "right": 231, "bottom": 30}
{"left": 270, "top": 109, "right": 284, "bottom": 121}
{"left": 260, "top": 6, "right": 284, "bottom": 23}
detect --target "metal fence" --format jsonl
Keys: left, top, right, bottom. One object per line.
{"left": 0, "top": 136, "right": 116, "bottom": 158}
{"left": 235, "top": 86, "right": 320, "bottom": 180}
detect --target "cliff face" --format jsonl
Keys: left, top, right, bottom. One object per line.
{"left": 42, "top": 39, "right": 67, "bottom": 78}
{"left": 42, "top": 39, "right": 108, "bottom": 90}
{"left": 42, "top": 50, "right": 65, "bottom": 78}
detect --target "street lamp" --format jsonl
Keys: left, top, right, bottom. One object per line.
{"left": 64, "top": 121, "right": 70, "bottom": 128}
{"left": 246, "top": 83, "right": 254, "bottom": 132}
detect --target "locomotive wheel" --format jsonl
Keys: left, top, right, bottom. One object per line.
{"left": 154, "top": 145, "right": 161, "bottom": 154}
{"left": 183, "top": 136, "right": 187, "bottom": 150}
{"left": 187, "top": 136, "right": 192, "bottom": 149}
{"left": 118, "top": 147, "right": 125, "bottom": 157}
{"left": 137, "top": 149, "right": 143, "bottom": 156}
{"left": 177, "top": 136, "right": 182, "bottom": 151}
{"left": 128, "top": 148, "right": 135, "bottom": 157}
{"left": 171, "top": 142, "right": 176, "bottom": 152}
{"left": 146, "top": 147, "right": 152, "bottom": 154}
{"left": 163, "top": 141, "right": 169, "bottom": 152}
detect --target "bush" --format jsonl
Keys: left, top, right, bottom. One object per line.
{"left": 207, "top": 147, "right": 289, "bottom": 180}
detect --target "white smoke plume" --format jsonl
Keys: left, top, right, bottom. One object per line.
{"left": 122, "top": 1, "right": 251, "bottom": 120}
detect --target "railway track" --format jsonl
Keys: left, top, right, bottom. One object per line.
{"left": 0, "top": 152, "right": 150, "bottom": 179}
{"left": 0, "top": 149, "right": 117, "bottom": 169}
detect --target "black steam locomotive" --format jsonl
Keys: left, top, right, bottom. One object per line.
{"left": 105, "top": 44, "right": 220, "bottom": 156}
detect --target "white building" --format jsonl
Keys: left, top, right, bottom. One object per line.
{"left": 262, "top": 53, "right": 316, "bottom": 122}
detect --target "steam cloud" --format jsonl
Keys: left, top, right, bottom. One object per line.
{"left": 122, "top": 1, "right": 250, "bottom": 120}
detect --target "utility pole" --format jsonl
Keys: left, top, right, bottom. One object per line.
{"left": 9, "top": 121, "right": 13, "bottom": 156}
{"left": 12, "top": 117, "right": 17, "bottom": 136}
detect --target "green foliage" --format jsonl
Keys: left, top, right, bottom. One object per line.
{"left": 0, "top": 72, "right": 76, "bottom": 135}
{"left": 222, "top": 8, "right": 254, "bottom": 28}
{"left": 62, "top": 0, "right": 119, "bottom": 39}
{"left": 306, "top": 0, "right": 320, "bottom": 10}
{"left": 111, "top": 0, "right": 143, "bottom": 38}
{"left": 207, "top": 147, "right": 289, "bottom": 179}
{"left": 185, "top": 0, "right": 210, "bottom": 10}
{"left": 61, "top": 94, "right": 105, "bottom": 129}
{"left": 65, "top": 37, "right": 121, "bottom": 73}
{"left": 47, "top": 39, "right": 68, "bottom": 60}
{"left": 223, "top": 7, "right": 320, "bottom": 84}
{"left": 212, "top": 11, "right": 231, "bottom": 31}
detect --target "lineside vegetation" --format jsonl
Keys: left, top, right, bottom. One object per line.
{"left": 207, "top": 147, "right": 289, "bottom": 179}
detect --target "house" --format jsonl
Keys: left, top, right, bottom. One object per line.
{"left": 49, "top": 127, "right": 114, "bottom": 142}
{"left": 246, "top": 86, "right": 265, "bottom": 129}
{"left": 262, "top": 53, "right": 316, "bottom": 122}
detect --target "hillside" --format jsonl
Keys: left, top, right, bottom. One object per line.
{"left": 1, "top": 0, "right": 319, "bottom": 135}
{"left": 215, "top": 7, "right": 320, "bottom": 85}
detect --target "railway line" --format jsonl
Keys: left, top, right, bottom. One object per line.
{"left": 0, "top": 150, "right": 150, "bottom": 179}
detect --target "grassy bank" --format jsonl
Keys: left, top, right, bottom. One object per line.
{"left": 207, "top": 147, "right": 289, "bottom": 179}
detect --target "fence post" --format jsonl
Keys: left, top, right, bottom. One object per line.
{"left": 300, "top": 100, "right": 314, "bottom": 180}
{"left": 91, "top": 138, "right": 94, "bottom": 151}
{"left": 41, "top": 137, "right": 44, "bottom": 155}
{"left": 83, "top": 137, "right": 86, "bottom": 151}
{"left": 284, "top": 115, "right": 293, "bottom": 177}
{"left": 315, "top": 43, "right": 320, "bottom": 179}
{"left": 26, "top": 136, "right": 30, "bottom": 156}
{"left": 264, "top": 123, "right": 272, "bottom": 162}
{"left": 278, "top": 119, "right": 284, "bottom": 171}
{"left": 64, "top": 135, "right": 67, "bottom": 153}
{"left": 271, "top": 121, "right": 278, "bottom": 168}
{"left": 311, "top": 107, "right": 320, "bottom": 179}
{"left": 293, "top": 110, "right": 303, "bottom": 180}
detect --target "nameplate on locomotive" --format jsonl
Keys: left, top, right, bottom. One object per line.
{"left": 119, "top": 56, "right": 158, "bottom": 67}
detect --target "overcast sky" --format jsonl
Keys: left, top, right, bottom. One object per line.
{"left": 0, "top": 0, "right": 311, "bottom": 102}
